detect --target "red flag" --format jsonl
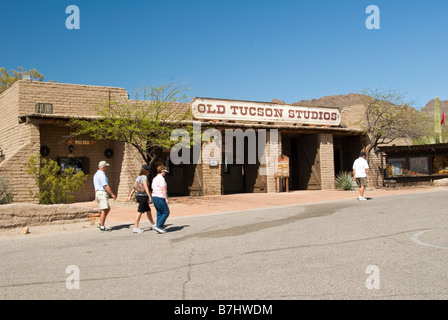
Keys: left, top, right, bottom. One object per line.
{"left": 442, "top": 112, "right": 445, "bottom": 126}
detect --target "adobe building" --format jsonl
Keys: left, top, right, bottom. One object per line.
{"left": 0, "top": 80, "right": 367, "bottom": 203}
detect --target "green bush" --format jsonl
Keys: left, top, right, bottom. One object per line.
{"left": 335, "top": 171, "right": 358, "bottom": 191}
{"left": 0, "top": 176, "right": 14, "bottom": 204}
{"left": 26, "top": 155, "right": 88, "bottom": 204}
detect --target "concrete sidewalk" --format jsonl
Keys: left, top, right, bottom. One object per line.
{"left": 74, "top": 185, "right": 447, "bottom": 225}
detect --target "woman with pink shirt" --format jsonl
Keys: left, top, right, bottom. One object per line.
{"left": 151, "top": 165, "right": 170, "bottom": 233}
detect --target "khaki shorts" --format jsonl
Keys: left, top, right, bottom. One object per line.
{"left": 96, "top": 191, "right": 110, "bottom": 210}
{"left": 356, "top": 177, "right": 368, "bottom": 187}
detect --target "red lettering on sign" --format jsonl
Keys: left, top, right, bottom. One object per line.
{"left": 207, "top": 104, "right": 216, "bottom": 114}
{"left": 217, "top": 105, "right": 225, "bottom": 114}
{"left": 239, "top": 106, "right": 248, "bottom": 115}
{"left": 331, "top": 112, "right": 337, "bottom": 121}
{"left": 274, "top": 109, "right": 283, "bottom": 118}
{"left": 195, "top": 99, "right": 340, "bottom": 125}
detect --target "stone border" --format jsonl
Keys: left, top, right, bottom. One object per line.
{"left": 0, "top": 203, "right": 99, "bottom": 230}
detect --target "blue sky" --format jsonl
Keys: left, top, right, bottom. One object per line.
{"left": 1, "top": 0, "right": 447, "bottom": 109}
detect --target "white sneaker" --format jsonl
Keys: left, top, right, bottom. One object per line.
{"left": 154, "top": 226, "right": 167, "bottom": 234}
{"left": 358, "top": 196, "right": 367, "bottom": 201}
{"left": 133, "top": 228, "right": 144, "bottom": 233}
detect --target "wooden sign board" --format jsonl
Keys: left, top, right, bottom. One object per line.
{"left": 276, "top": 155, "right": 290, "bottom": 178}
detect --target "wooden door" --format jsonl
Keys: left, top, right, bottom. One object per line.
{"left": 298, "top": 135, "right": 321, "bottom": 190}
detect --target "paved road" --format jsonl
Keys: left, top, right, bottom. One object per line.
{"left": 0, "top": 190, "right": 447, "bottom": 300}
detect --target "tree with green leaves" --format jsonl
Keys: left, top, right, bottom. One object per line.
{"left": 0, "top": 67, "right": 44, "bottom": 93}
{"left": 68, "top": 83, "right": 193, "bottom": 175}
{"left": 358, "top": 88, "right": 431, "bottom": 158}
{"left": 26, "top": 155, "right": 87, "bottom": 204}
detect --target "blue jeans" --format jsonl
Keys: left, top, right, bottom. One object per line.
{"left": 151, "top": 196, "right": 170, "bottom": 229}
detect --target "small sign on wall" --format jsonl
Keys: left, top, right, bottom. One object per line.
{"left": 66, "top": 140, "right": 96, "bottom": 145}
{"left": 209, "top": 158, "right": 219, "bottom": 167}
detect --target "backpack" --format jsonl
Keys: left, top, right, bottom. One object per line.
{"left": 133, "top": 176, "right": 146, "bottom": 193}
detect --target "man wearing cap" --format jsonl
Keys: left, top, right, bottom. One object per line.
{"left": 353, "top": 152, "right": 371, "bottom": 201}
{"left": 93, "top": 160, "right": 116, "bottom": 231}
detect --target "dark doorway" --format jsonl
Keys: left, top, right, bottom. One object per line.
{"left": 222, "top": 131, "right": 265, "bottom": 194}
{"left": 284, "top": 134, "right": 321, "bottom": 190}
{"left": 334, "top": 148, "right": 341, "bottom": 175}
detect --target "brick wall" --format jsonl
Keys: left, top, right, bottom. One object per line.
{"left": 201, "top": 139, "right": 222, "bottom": 195}
{"left": 365, "top": 151, "right": 384, "bottom": 188}
{"left": 318, "top": 133, "right": 335, "bottom": 189}
{"left": 117, "top": 143, "right": 146, "bottom": 201}
{"left": 0, "top": 82, "right": 21, "bottom": 160}
{"left": 18, "top": 80, "right": 129, "bottom": 117}
{"left": 266, "top": 130, "right": 282, "bottom": 193}
{"left": 0, "top": 81, "right": 41, "bottom": 202}
{"left": 128, "top": 100, "right": 193, "bottom": 120}
{"left": 0, "top": 123, "right": 40, "bottom": 203}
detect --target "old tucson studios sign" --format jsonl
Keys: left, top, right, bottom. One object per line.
{"left": 191, "top": 98, "right": 341, "bottom": 126}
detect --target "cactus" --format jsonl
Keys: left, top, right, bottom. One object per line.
{"left": 434, "top": 96, "right": 442, "bottom": 143}
{"left": 334, "top": 171, "right": 358, "bottom": 191}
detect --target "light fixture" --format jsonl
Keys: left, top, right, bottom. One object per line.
{"left": 104, "top": 149, "right": 114, "bottom": 158}
{"left": 40, "top": 145, "right": 50, "bottom": 157}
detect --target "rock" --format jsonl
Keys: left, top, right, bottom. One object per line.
{"left": 21, "top": 227, "right": 30, "bottom": 235}
{"left": 384, "top": 180, "right": 397, "bottom": 188}
{"left": 434, "top": 178, "right": 448, "bottom": 187}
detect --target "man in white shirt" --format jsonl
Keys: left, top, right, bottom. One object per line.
{"left": 93, "top": 160, "right": 116, "bottom": 231}
{"left": 353, "top": 152, "right": 371, "bottom": 201}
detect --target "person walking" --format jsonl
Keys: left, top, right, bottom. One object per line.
{"left": 353, "top": 152, "right": 371, "bottom": 201}
{"left": 126, "top": 166, "right": 156, "bottom": 233}
{"left": 151, "top": 165, "right": 170, "bottom": 234}
{"left": 93, "top": 161, "right": 116, "bottom": 231}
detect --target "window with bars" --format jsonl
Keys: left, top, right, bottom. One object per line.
{"left": 35, "top": 103, "right": 53, "bottom": 114}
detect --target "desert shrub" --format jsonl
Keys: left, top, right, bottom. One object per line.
{"left": 0, "top": 176, "right": 14, "bottom": 204}
{"left": 335, "top": 171, "right": 358, "bottom": 191}
{"left": 26, "top": 155, "right": 87, "bottom": 204}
